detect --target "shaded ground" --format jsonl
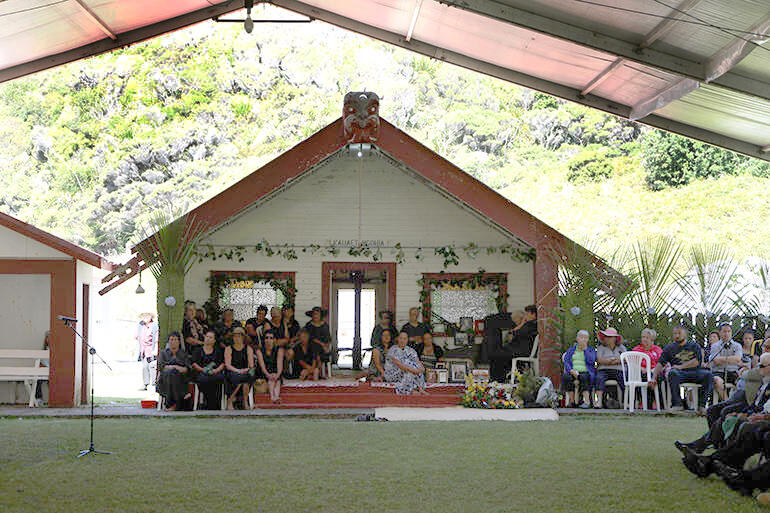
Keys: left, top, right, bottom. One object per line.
{"left": 0, "top": 416, "right": 759, "bottom": 512}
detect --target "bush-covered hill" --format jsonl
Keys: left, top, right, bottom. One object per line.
{"left": 0, "top": 18, "right": 768, "bottom": 258}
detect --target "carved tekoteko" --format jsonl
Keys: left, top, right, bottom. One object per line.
{"left": 343, "top": 91, "right": 380, "bottom": 143}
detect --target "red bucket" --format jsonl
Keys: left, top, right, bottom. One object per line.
{"left": 141, "top": 400, "right": 157, "bottom": 409}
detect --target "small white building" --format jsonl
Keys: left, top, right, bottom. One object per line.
{"left": 0, "top": 212, "right": 113, "bottom": 406}
{"left": 104, "top": 92, "right": 573, "bottom": 382}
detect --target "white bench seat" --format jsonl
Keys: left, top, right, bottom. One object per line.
{"left": 0, "top": 349, "right": 50, "bottom": 407}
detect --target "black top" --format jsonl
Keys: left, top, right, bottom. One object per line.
{"left": 294, "top": 342, "right": 318, "bottom": 367}
{"left": 182, "top": 318, "right": 204, "bottom": 346}
{"left": 192, "top": 345, "right": 224, "bottom": 370}
{"left": 401, "top": 322, "right": 429, "bottom": 340}
{"left": 229, "top": 345, "right": 250, "bottom": 370}
{"left": 659, "top": 341, "right": 703, "bottom": 368}
{"left": 511, "top": 319, "right": 538, "bottom": 357}
{"left": 260, "top": 345, "right": 281, "bottom": 374}
{"left": 158, "top": 347, "right": 190, "bottom": 371}
{"left": 416, "top": 342, "right": 444, "bottom": 368}
{"left": 214, "top": 320, "right": 242, "bottom": 346}
{"left": 305, "top": 322, "right": 331, "bottom": 345}
{"left": 276, "top": 319, "right": 300, "bottom": 341}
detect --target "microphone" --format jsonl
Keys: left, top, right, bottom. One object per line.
{"left": 57, "top": 315, "right": 78, "bottom": 322}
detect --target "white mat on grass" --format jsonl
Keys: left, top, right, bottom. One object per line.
{"left": 374, "top": 407, "right": 559, "bottom": 422}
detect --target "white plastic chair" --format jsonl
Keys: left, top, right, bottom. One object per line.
{"left": 621, "top": 351, "right": 662, "bottom": 412}
{"left": 511, "top": 335, "right": 539, "bottom": 383}
{"left": 661, "top": 377, "right": 701, "bottom": 411}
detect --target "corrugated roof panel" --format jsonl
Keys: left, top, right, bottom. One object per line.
{"left": 592, "top": 62, "right": 680, "bottom": 107}
{"left": 656, "top": 85, "right": 770, "bottom": 146}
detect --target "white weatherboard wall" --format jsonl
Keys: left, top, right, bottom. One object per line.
{"left": 0, "top": 274, "right": 50, "bottom": 403}
{"left": 0, "top": 224, "right": 70, "bottom": 259}
{"left": 186, "top": 153, "right": 535, "bottom": 328}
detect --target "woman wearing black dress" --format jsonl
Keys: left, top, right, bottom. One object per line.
{"left": 191, "top": 330, "right": 226, "bottom": 409}
{"left": 256, "top": 330, "right": 285, "bottom": 403}
{"left": 305, "top": 306, "right": 332, "bottom": 374}
{"left": 157, "top": 332, "right": 190, "bottom": 411}
{"left": 224, "top": 327, "right": 255, "bottom": 410}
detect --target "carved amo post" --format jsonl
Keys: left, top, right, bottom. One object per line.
{"left": 535, "top": 241, "right": 562, "bottom": 386}
{"left": 343, "top": 91, "right": 380, "bottom": 143}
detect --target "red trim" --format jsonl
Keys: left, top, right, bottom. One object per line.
{"left": 420, "top": 272, "right": 508, "bottom": 324}
{"left": 0, "top": 211, "right": 114, "bottom": 270}
{"left": 321, "top": 262, "right": 397, "bottom": 318}
{"left": 0, "top": 259, "right": 77, "bottom": 407}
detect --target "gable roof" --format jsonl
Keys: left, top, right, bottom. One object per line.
{"left": 100, "top": 114, "right": 591, "bottom": 294}
{"left": 0, "top": 211, "right": 114, "bottom": 270}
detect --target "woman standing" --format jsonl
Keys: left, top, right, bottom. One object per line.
{"left": 416, "top": 332, "right": 444, "bottom": 369}
{"left": 158, "top": 332, "right": 190, "bottom": 411}
{"left": 256, "top": 330, "right": 285, "bottom": 403}
{"left": 224, "top": 327, "right": 255, "bottom": 410}
{"left": 384, "top": 331, "right": 428, "bottom": 395}
{"left": 562, "top": 330, "right": 597, "bottom": 408}
{"left": 191, "top": 330, "right": 226, "bottom": 409}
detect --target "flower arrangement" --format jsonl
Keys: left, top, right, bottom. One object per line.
{"left": 461, "top": 375, "right": 520, "bottom": 409}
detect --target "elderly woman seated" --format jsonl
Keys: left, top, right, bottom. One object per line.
{"left": 562, "top": 330, "right": 597, "bottom": 409}
{"left": 384, "top": 331, "right": 428, "bottom": 395}
{"left": 158, "top": 331, "right": 190, "bottom": 411}
{"left": 191, "top": 329, "right": 226, "bottom": 409}
{"left": 595, "top": 327, "right": 627, "bottom": 409}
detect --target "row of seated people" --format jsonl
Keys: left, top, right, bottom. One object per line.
{"left": 562, "top": 325, "right": 714, "bottom": 411}
{"left": 158, "top": 304, "right": 446, "bottom": 410}
{"left": 562, "top": 322, "right": 770, "bottom": 411}
{"left": 675, "top": 351, "right": 770, "bottom": 500}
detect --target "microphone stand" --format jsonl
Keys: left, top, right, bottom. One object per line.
{"left": 61, "top": 318, "right": 113, "bottom": 458}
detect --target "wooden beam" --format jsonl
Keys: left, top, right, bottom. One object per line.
{"left": 639, "top": 0, "right": 703, "bottom": 48}
{"left": 71, "top": 0, "right": 117, "bottom": 40}
{"left": 580, "top": 58, "right": 624, "bottom": 97}
{"left": 405, "top": 0, "right": 423, "bottom": 42}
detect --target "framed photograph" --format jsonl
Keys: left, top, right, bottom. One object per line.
{"left": 426, "top": 369, "right": 438, "bottom": 384}
{"left": 501, "top": 329, "right": 512, "bottom": 345}
{"left": 471, "top": 368, "right": 490, "bottom": 384}
{"left": 474, "top": 319, "right": 485, "bottom": 335}
{"left": 433, "top": 322, "right": 445, "bottom": 334}
{"left": 459, "top": 316, "right": 473, "bottom": 332}
{"left": 454, "top": 332, "right": 468, "bottom": 346}
{"left": 437, "top": 369, "right": 449, "bottom": 384}
{"left": 450, "top": 362, "right": 468, "bottom": 383}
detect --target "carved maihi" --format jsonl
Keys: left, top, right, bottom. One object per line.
{"left": 343, "top": 91, "right": 380, "bottom": 143}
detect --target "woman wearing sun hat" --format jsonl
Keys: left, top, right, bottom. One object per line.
{"left": 305, "top": 306, "right": 332, "bottom": 374}
{"left": 596, "top": 327, "right": 627, "bottom": 409}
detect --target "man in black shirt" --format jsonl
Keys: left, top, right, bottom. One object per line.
{"left": 182, "top": 300, "right": 204, "bottom": 350}
{"left": 401, "top": 307, "right": 429, "bottom": 347}
{"left": 652, "top": 325, "right": 712, "bottom": 412}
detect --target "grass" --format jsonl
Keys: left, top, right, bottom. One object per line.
{"left": 0, "top": 415, "right": 762, "bottom": 512}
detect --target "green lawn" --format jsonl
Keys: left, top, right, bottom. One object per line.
{"left": 0, "top": 416, "right": 760, "bottom": 512}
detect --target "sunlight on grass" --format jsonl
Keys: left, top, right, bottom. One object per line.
{"left": 0, "top": 416, "right": 759, "bottom": 512}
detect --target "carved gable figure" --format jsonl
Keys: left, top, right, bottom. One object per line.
{"left": 343, "top": 91, "right": 380, "bottom": 143}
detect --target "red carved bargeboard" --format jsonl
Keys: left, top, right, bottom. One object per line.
{"left": 343, "top": 91, "right": 380, "bottom": 143}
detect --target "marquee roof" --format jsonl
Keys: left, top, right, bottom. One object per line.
{"left": 0, "top": 0, "right": 768, "bottom": 161}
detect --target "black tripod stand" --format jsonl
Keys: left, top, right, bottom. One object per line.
{"left": 60, "top": 317, "right": 113, "bottom": 458}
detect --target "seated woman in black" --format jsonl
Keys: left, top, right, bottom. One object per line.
{"left": 158, "top": 331, "right": 190, "bottom": 411}
{"left": 305, "top": 306, "right": 332, "bottom": 370}
{"left": 191, "top": 329, "right": 225, "bottom": 409}
{"left": 256, "top": 330, "right": 285, "bottom": 403}
{"left": 416, "top": 331, "right": 444, "bottom": 369}
{"left": 293, "top": 328, "right": 319, "bottom": 381}
{"left": 224, "top": 327, "right": 255, "bottom": 410}
{"left": 277, "top": 305, "right": 301, "bottom": 375}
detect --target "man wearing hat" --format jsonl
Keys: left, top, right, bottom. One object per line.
{"left": 595, "top": 327, "right": 627, "bottom": 409}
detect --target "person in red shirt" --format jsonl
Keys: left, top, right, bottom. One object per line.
{"left": 631, "top": 327, "right": 663, "bottom": 408}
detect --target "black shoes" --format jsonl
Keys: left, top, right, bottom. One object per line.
{"left": 681, "top": 446, "right": 712, "bottom": 478}
{"left": 712, "top": 460, "right": 753, "bottom": 495}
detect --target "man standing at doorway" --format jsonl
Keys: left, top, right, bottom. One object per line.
{"left": 136, "top": 312, "right": 158, "bottom": 391}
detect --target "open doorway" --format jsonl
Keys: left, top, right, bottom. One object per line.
{"left": 321, "top": 262, "right": 396, "bottom": 370}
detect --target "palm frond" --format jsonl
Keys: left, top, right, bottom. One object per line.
{"left": 136, "top": 209, "right": 207, "bottom": 280}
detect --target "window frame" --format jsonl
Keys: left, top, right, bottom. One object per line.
{"left": 421, "top": 272, "right": 508, "bottom": 332}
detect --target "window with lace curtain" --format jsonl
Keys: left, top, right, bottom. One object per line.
{"left": 421, "top": 272, "right": 508, "bottom": 327}
{"left": 220, "top": 281, "right": 285, "bottom": 321}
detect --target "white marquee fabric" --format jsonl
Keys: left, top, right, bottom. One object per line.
{"left": 0, "top": 0, "right": 767, "bottom": 160}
